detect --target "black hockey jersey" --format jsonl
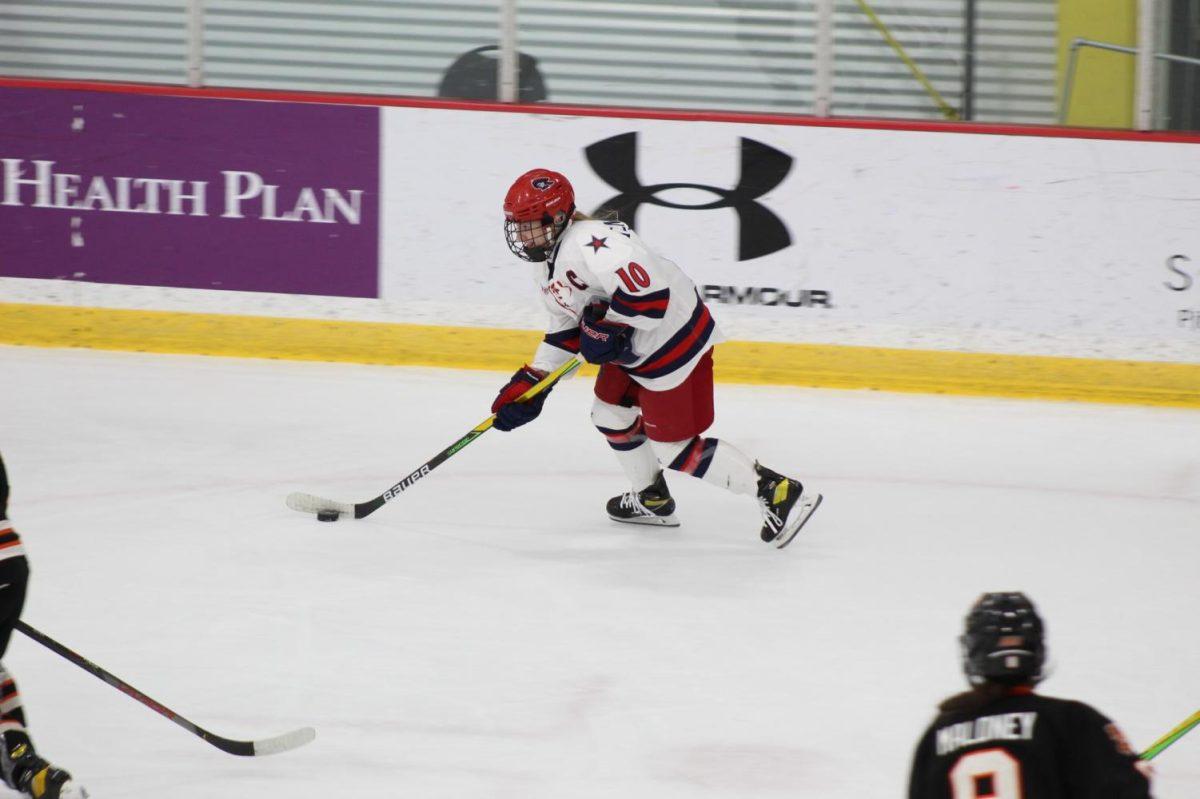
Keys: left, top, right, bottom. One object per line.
{"left": 908, "top": 689, "right": 1152, "bottom": 799}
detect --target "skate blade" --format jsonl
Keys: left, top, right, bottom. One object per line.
{"left": 608, "top": 513, "right": 681, "bottom": 528}
{"left": 63, "top": 782, "right": 90, "bottom": 799}
{"left": 53, "top": 779, "right": 89, "bottom": 799}
{"left": 774, "top": 493, "right": 823, "bottom": 549}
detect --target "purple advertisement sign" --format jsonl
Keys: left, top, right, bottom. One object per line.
{"left": 0, "top": 87, "right": 379, "bottom": 298}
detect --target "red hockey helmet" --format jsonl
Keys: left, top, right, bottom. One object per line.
{"left": 503, "top": 169, "right": 576, "bottom": 262}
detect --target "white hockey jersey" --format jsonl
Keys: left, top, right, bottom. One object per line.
{"left": 529, "top": 218, "right": 724, "bottom": 391}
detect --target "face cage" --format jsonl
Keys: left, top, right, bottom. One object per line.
{"left": 504, "top": 216, "right": 559, "bottom": 262}
{"left": 960, "top": 634, "right": 1044, "bottom": 686}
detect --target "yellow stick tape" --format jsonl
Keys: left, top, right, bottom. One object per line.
{"left": 3, "top": 302, "right": 1198, "bottom": 408}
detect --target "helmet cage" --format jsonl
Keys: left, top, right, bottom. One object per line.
{"left": 504, "top": 212, "right": 568, "bottom": 262}
{"left": 503, "top": 169, "right": 575, "bottom": 262}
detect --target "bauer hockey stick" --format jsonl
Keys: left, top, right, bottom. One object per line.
{"left": 286, "top": 356, "right": 584, "bottom": 521}
{"left": 1140, "top": 708, "right": 1200, "bottom": 761}
{"left": 15, "top": 621, "right": 315, "bottom": 757}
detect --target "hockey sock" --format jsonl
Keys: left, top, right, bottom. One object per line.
{"left": 0, "top": 666, "right": 31, "bottom": 790}
{"left": 0, "top": 666, "right": 26, "bottom": 738}
{"left": 656, "top": 437, "right": 758, "bottom": 495}
{"left": 592, "top": 401, "right": 660, "bottom": 491}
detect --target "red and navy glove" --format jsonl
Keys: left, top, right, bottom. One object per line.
{"left": 491, "top": 365, "right": 550, "bottom": 432}
{"left": 579, "top": 304, "right": 634, "bottom": 364}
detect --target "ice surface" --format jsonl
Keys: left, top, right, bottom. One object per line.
{"left": 2, "top": 345, "right": 1197, "bottom": 798}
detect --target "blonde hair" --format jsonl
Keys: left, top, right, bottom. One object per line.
{"left": 572, "top": 208, "right": 619, "bottom": 223}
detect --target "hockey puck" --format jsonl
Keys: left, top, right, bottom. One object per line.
{"left": 316, "top": 510, "right": 340, "bottom": 522}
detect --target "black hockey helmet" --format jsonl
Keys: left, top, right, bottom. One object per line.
{"left": 960, "top": 592, "right": 1045, "bottom": 686}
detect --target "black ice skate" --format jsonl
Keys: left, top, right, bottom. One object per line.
{"left": 755, "top": 464, "right": 822, "bottom": 549}
{"left": 5, "top": 739, "right": 87, "bottom": 799}
{"left": 606, "top": 471, "right": 680, "bottom": 527}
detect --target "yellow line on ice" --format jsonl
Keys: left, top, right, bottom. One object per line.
{"left": 2, "top": 302, "right": 1198, "bottom": 409}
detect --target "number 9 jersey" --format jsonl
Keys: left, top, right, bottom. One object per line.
{"left": 529, "top": 217, "right": 725, "bottom": 392}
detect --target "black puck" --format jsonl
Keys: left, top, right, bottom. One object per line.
{"left": 316, "top": 510, "right": 340, "bottom": 522}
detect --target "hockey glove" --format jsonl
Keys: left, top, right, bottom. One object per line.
{"left": 579, "top": 304, "right": 634, "bottom": 365}
{"left": 491, "top": 365, "right": 551, "bottom": 432}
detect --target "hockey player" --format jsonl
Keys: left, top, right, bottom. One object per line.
{"left": 0, "top": 455, "right": 87, "bottom": 799}
{"left": 908, "top": 592, "right": 1153, "bottom": 799}
{"left": 491, "top": 168, "right": 822, "bottom": 548}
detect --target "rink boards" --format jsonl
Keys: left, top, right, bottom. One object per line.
{"left": 1, "top": 79, "right": 1198, "bottom": 407}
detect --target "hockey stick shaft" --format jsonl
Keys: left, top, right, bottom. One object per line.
{"left": 287, "top": 356, "right": 583, "bottom": 520}
{"left": 16, "top": 620, "right": 314, "bottom": 756}
{"left": 355, "top": 356, "right": 582, "bottom": 517}
{"left": 1140, "top": 708, "right": 1200, "bottom": 761}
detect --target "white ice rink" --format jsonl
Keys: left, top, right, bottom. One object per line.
{"left": 2, "top": 344, "right": 1198, "bottom": 798}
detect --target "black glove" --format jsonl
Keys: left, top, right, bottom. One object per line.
{"left": 490, "top": 365, "right": 551, "bottom": 432}
{"left": 579, "top": 304, "right": 634, "bottom": 364}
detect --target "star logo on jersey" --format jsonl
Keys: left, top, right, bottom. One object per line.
{"left": 586, "top": 236, "right": 609, "bottom": 253}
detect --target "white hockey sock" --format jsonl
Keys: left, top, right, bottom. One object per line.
{"left": 0, "top": 664, "right": 27, "bottom": 745}
{"left": 653, "top": 437, "right": 759, "bottom": 496}
{"left": 613, "top": 444, "right": 662, "bottom": 492}
{"left": 592, "top": 399, "right": 661, "bottom": 492}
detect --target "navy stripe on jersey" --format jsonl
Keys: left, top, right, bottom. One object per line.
{"left": 543, "top": 327, "right": 581, "bottom": 354}
{"left": 628, "top": 297, "right": 715, "bottom": 380}
{"left": 610, "top": 287, "right": 670, "bottom": 320}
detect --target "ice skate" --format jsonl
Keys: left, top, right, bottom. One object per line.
{"left": 606, "top": 471, "right": 680, "bottom": 527}
{"left": 6, "top": 741, "right": 88, "bottom": 799}
{"left": 755, "top": 464, "right": 822, "bottom": 548}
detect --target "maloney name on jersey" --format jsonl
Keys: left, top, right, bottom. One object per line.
{"left": 529, "top": 218, "right": 725, "bottom": 391}
{"left": 935, "top": 712, "right": 1037, "bottom": 755}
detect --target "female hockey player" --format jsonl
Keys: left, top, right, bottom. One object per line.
{"left": 489, "top": 168, "right": 822, "bottom": 548}
{"left": 908, "top": 592, "right": 1153, "bottom": 798}
{"left": 0, "top": 455, "right": 87, "bottom": 799}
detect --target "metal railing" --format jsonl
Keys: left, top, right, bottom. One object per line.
{"left": 1059, "top": 37, "right": 1200, "bottom": 127}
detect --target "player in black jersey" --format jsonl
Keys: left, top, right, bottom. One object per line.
{"left": 908, "top": 592, "right": 1151, "bottom": 799}
{"left": 0, "top": 455, "right": 87, "bottom": 799}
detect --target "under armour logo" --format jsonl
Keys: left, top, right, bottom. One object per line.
{"left": 585, "top": 132, "right": 793, "bottom": 261}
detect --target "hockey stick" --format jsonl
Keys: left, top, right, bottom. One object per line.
{"left": 15, "top": 620, "right": 315, "bottom": 757}
{"left": 1140, "top": 708, "right": 1200, "bottom": 761}
{"left": 286, "top": 356, "right": 584, "bottom": 520}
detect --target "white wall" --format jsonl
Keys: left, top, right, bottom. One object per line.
{"left": 380, "top": 107, "right": 1200, "bottom": 362}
